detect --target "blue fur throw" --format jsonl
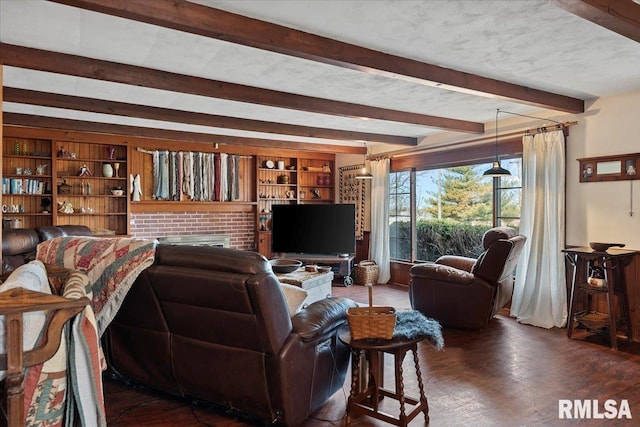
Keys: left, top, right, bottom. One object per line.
{"left": 393, "top": 310, "right": 444, "bottom": 350}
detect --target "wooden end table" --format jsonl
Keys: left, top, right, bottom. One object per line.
{"left": 563, "top": 247, "right": 637, "bottom": 350}
{"left": 338, "top": 327, "right": 429, "bottom": 426}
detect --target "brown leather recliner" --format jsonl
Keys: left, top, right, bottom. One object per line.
{"left": 409, "top": 227, "right": 526, "bottom": 330}
{"left": 103, "top": 244, "right": 358, "bottom": 426}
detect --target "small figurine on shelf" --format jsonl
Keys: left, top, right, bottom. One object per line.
{"left": 79, "top": 164, "right": 92, "bottom": 177}
{"left": 311, "top": 188, "right": 322, "bottom": 199}
{"left": 130, "top": 174, "right": 142, "bottom": 201}
{"left": 106, "top": 146, "right": 116, "bottom": 160}
{"left": 57, "top": 147, "right": 70, "bottom": 158}
{"left": 36, "top": 164, "right": 47, "bottom": 175}
{"left": 57, "top": 201, "right": 74, "bottom": 214}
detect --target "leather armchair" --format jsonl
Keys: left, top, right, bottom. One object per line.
{"left": 409, "top": 227, "right": 526, "bottom": 330}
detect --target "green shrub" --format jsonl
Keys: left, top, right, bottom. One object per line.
{"left": 390, "top": 220, "right": 490, "bottom": 262}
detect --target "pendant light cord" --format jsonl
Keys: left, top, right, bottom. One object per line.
{"left": 495, "top": 108, "right": 500, "bottom": 160}
{"left": 497, "top": 109, "right": 564, "bottom": 125}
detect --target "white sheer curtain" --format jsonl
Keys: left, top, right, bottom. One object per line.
{"left": 510, "top": 130, "right": 567, "bottom": 328}
{"left": 369, "top": 158, "right": 390, "bottom": 284}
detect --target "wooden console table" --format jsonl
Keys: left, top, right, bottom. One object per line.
{"left": 563, "top": 247, "right": 637, "bottom": 350}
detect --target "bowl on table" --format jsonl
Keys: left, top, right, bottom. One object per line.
{"left": 589, "top": 242, "right": 625, "bottom": 252}
{"left": 269, "top": 259, "right": 303, "bottom": 274}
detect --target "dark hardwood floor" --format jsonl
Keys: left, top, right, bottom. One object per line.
{"left": 104, "top": 284, "right": 640, "bottom": 426}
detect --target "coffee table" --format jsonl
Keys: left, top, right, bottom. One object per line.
{"left": 275, "top": 268, "right": 333, "bottom": 305}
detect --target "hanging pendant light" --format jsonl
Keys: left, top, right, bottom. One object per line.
{"left": 483, "top": 109, "right": 511, "bottom": 177}
{"left": 356, "top": 143, "right": 373, "bottom": 179}
{"left": 355, "top": 165, "right": 373, "bottom": 179}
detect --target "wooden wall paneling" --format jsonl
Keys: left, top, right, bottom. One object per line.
{"left": 354, "top": 231, "right": 370, "bottom": 264}
{"left": 389, "top": 261, "right": 412, "bottom": 287}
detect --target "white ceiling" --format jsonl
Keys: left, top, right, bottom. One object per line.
{"left": 2, "top": 0, "right": 640, "bottom": 149}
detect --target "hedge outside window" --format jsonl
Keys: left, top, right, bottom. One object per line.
{"left": 389, "top": 158, "right": 522, "bottom": 262}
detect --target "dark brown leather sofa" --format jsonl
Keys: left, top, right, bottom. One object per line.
{"left": 409, "top": 226, "right": 526, "bottom": 330}
{"left": 1, "top": 225, "right": 92, "bottom": 274}
{"left": 102, "top": 244, "right": 357, "bottom": 426}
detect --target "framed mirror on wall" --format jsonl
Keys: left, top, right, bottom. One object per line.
{"left": 579, "top": 153, "right": 639, "bottom": 182}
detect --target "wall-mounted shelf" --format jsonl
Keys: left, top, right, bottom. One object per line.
{"left": 578, "top": 153, "right": 639, "bottom": 183}
{"left": 256, "top": 154, "right": 335, "bottom": 257}
{"left": 2, "top": 137, "right": 54, "bottom": 229}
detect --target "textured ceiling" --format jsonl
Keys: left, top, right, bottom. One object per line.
{"left": 2, "top": 0, "right": 640, "bottom": 149}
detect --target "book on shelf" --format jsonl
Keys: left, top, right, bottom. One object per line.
{"left": 2, "top": 178, "right": 47, "bottom": 195}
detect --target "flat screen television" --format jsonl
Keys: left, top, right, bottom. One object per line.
{"left": 271, "top": 204, "right": 356, "bottom": 256}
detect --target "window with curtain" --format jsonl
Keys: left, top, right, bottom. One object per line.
{"left": 389, "top": 158, "right": 522, "bottom": 262}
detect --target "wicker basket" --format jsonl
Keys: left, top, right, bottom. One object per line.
{"left": 352, "top": 261, "right": 379, "bottom": 286}
{"left": 346, "top": 284, "right": 396, "bottom": 340}
{"left": 347, "top": 306, "right": 396, "bottom": 340}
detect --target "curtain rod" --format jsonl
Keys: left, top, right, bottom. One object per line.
{"left": 135, "top": 147, "right": 252, "bottom": 159}
{"left": 368, "top": 121, "right": 577, "bottom": 161}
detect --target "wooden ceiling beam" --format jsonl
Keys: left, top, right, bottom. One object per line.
{"left": 553, "top": 0, "right": 640, "bottom": 44}
{"left": 3, "top": 113, "right": 366, "bottom": 154}
{"left": 4, "top": 87, "right": 416, "bottom": 145}
{"left": 0, "top": 43, "right": 481, "bottom": 134}
{"left": 50, "top": 0, "right": 584, "bottom": 113}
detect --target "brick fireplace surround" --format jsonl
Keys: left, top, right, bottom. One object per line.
{"left": 130, "top": 211, "right": 255, "bottom": 251}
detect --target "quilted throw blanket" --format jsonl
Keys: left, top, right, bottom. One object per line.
{"left": 23, "top": 270, "right": 106, "bottom": 427}
{"left": 36, "top": 236, "right": 158, "bottom": 336}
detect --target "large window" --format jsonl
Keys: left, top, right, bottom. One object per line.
{"left": 389, "top": 158, "right": 521, "bottom": 262}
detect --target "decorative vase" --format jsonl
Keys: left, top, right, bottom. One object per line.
{"left": 102, "top": 163, "right": 113, "bottom": 178}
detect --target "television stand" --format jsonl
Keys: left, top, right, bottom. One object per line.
{"left": 279, "top": 253, "right": 356, "bottom": 287}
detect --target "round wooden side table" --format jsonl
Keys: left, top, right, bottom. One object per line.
{"left": 338, "top": 327, "right": 429, "bottom": 426}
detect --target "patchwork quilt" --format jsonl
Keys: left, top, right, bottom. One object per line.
{"left": 23, "top": 235, "right": 158, "bottom": 426}
{"left": 22, "top": 270, "right": 105, "bottom": 427}
{"left": 37, "top": 236, "right": 158, "bottom": 336}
